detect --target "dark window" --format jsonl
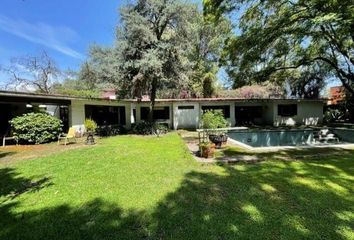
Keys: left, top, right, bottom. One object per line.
{"left": 201, "top": 105, "right": 230, "bottom": 118}
{"left": 141, "top": 106, "right": 170, "bottom": 120}
{"left": 235, "top": 106, "right": 263, "bottom": 119}
{"left": 85, "top": 105, "right": 126, "bottom": 125}
{"left": 278, "top": 104, "right": 297, "bottom": 117}
{"left": 235, "top": 106, "right": 263, "bottom": 125}
{"left": 178, "top": 106, "right": 194, "bottom": 110}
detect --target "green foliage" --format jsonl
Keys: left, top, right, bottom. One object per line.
{"left": 201, "top": 110, "right": 229, "bottom": 129}
{"left": 96, "top": 125, "right": 127, "bottom": 137}
{"left": 53, "top": 88, "right": 101, "bottom": 98}
{"left": 51, "top": 70, "right": 102, "bottom": 98}
{"left": 204, "top": 0, "right": 354, "bottom": 95}
{"left": 132, "top": 121, "right": 169, "bottom": 135}
{"left": 202, "top": 72, "right": 216, "bottom": 98}
{"left": 86, "top": 0, "right": 197, "bottom": 118}
{"left": 1, "top": 133, "right": 353, "bottom": 239}
{"left": 324, "top": 96, "right": 354, "bottom": 123}
{"left": 218, "top": 82, "right": 284, "bottom": 98}
{"left": 188, "top": 15, "right": 232, "bottom": 97}
{"left": 199, "top": 140, "right": 214, "bottom": 148}
{"left": 10, "top": 112, "right": 62, "bottom": 144}
{"left": 83, "top": 1, "right": 232, "bottom": 101}
{"left": 84, "top": 119, "right": 98, "bottom": 132}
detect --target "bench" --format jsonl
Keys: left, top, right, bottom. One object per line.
{"left": 2, "top": 136, "right": 18, "bottom": 147}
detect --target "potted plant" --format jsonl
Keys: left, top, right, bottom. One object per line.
{"left": 84, "top": 119, "right": 97, "bottom": 145}
{"left": 201, "top": 110, "right": 229, "bottom": 148}
{"left": 199, "top": 141, "right": 216, "bottom": 158}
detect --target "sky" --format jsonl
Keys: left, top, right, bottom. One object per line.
{"left": 0, "top": 0, "right": 340, "bottom": 91}
{"left": 0, "top": 0, "right": 126, "bottom": 80}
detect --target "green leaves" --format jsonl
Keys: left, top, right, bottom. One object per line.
{"left": 85, "top": 0, "right": 198, "bottom": 102}
{"left": 201, "top": 110, "right": 229, "bottom": 129}
{"left": 204, "top": 0, "right": 354, "bottom": 95}
{"left": 10, "top": 112, "right": 63, "bottom": 144}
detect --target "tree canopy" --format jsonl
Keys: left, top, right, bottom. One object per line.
{"left": 85, "top": 0, "right": 198, "bottom": 120}
{"left": 204, "top": 0, "right": 354, "bottom": 96}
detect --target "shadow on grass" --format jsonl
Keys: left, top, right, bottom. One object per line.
{"left": 219, "top": 146, "right": 354, "bottom": 162}
{"left": 0, "top": 168, "right": 52, "bottom": 200}
{"left": 1, "top": 158, "right": 353, "bottom": 239}
{"left": 0, "top": 151, "right": 16, "bottom": 159}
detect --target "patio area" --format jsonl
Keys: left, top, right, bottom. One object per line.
{"left": 178, "top": 130, "right": 354, "bottom": 164}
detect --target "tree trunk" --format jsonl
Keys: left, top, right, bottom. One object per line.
{"left": 148, "top": 79, "right": 158, "bottom": 123}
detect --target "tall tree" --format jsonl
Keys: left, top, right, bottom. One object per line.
{"left": 78, "top": 61, "right": 98, "bottom": 91}
{"left": 204, "top": 0, "right": 354, "bottom": 95}
{"left": 187, "top": 15, "right": 232, "bottom": 97}
{"left": 87, "top": 0, "right": 197, "bottom": 121}
{"left": 1, "top": 51, "right": 60, "bottom": 93}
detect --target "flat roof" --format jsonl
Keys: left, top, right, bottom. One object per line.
{"left": 0, "top": 90, "right": 327, "bottom": 103}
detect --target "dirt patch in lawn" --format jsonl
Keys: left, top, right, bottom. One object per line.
{"left": 0, "top": 138, "right": 94, "bottom": 165}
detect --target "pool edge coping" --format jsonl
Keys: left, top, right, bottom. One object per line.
{"left": 227, "top": 138, "right": 354, "bottom": 151}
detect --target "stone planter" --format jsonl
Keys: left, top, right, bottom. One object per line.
{"left": 85, "top": 130, "right": 95, "bottom": 145}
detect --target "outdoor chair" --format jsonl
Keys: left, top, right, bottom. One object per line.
{"left": 314, "top": 129, "right": 339, "bottom": 143}
{"left": 2, "top": 129, "right": 18, "bottom": 147}
{"left": 58, "top": 127, "right": 77, "bottom": 145}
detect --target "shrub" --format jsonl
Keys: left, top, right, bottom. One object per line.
{"left": 132, "top": 121, "right": 169, "bottom": 135}
{"left": 96, "top": 124, "right": 126, "bottom": 137}
{"left": 10, "top": 112, "right": 63, "bottom": 144}
{"left": 201, "top": 110, "right": 229, "bottom": 129}
{"left": 84, "top": 119, "right": 98, "bottom": 132}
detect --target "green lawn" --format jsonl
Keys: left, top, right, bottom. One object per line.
{"left": 1, "top": 133, "right": 353, "bottom": 240}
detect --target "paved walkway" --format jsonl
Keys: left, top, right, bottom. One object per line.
{"left": 179, "top": 130, "right": 354, "bottom": 164}
{"left": 180, "top": 130, "right": 264, "bottom": 164}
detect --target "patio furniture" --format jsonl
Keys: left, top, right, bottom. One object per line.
{"left": 2, "top": 135, "right": 18, "bottom": 147}
{"left": 2, "top": 129, "right": 18, "bottom": 147}
{"left": 58, "top": 127, "right": 77, "bottom": 145}
{"left": 314, "top": 129, "right": 339, "bottom": 143}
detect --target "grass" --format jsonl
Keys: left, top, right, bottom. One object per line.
{"left": 1, "top": 132, "right": 353, "bottom": 240}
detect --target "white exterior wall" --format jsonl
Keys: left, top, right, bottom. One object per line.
{"left": 68, "top": 98, "right": 324, "bottom": 131}
{"left": 173, "top": 102, "right": 200, "bottom": 129}
{"left": 70, "top": 99, "right": 131, "bottom": 134}
{"left": 70, "top": 100, "right": 85, "bottom": 134}
{"left": 273, "top": 101, "right": 324, "bottom": 126}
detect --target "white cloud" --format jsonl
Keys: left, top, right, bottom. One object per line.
{"left": 0, "top": 15, "right": 83, "bottom": 59}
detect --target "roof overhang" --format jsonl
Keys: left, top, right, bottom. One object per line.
{"left": 0, "top": 90, "right": 328, "bottom": 104}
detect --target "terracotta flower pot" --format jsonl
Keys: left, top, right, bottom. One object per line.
{"left": 200, "top": 143, "right": 216, "bottom": 158}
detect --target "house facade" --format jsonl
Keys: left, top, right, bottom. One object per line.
{"left": 0, "top": 90, "right": 325, "bottom": 136}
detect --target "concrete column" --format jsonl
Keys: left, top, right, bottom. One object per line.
{"left": 130, "top": 103, "right": 136, "bottom": 124}
{"left": 136, "top": 104, "right": 142, "bottom": 123}
{"left": 172, "top": 102, "right": 178, "bottom": 130}
{"left": 70, "top": 100, "right": 85, "bottom": 134}
{"left": 230, "top": 102, "right": 236, "bottom": 127}
{"left": 124, "top": 104, "right": 131, "bottom": 129}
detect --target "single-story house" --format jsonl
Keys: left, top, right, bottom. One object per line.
{"left": 0, "top": 90, "right": 326, "bottom": 136}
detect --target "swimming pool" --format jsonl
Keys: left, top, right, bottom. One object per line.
{"left": 228, "top": 128, "right": 354, "bottom": 148}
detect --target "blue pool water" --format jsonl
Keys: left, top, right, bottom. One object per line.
{"left": 228, "top": 128, "right": 354, "bottom": 148}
